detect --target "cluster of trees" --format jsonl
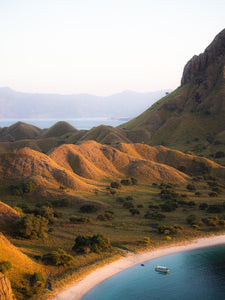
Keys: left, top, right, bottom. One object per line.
{"left": 9, "top": 180, "right": 35, "bottom": 196}
{"left": 72, "top": 234, "right": 111, "bottom": 254}
{"left": 14, "top": 214, "right": 48, "bottom": 239}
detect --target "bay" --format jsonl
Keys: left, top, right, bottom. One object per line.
{"left": 82, "top": 244, "right": 225, "bottom": 300}
{"left": 0, "top": 118, "right": 127, "bottom": 130}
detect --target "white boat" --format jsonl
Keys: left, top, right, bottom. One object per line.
{"left": 155, "top": 265, "right": 169, "bottom": 273}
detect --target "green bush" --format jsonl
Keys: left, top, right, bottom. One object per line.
{"left": 42, "top": 249, "right": 73, "bottom": 266}
{"left": 144, "top": 211, "right": 165, "bottom": 221}
{"left": 30, "top": 272, "right": 45, "bottom": 287}
{"left": 70, "top": 215, "right": 91, "bottom": 224}
{"left": 186, "top": 184, "right": 196, "bottom": 191}
{"left": 72, "top": 234, "right": 111, "bottom": 254}
{"left": 97, "top": 212, "right": 114, "bottom": 221}
{"left": 110, "top": 181, "right": 121, "bottom": 189}
{"left": 123, "top": 202, "right": 134, "bottom": 209}
{"left": 160, "top": 201, "right": 178, "bottom": 212}
{"left": 186, "top": 215, "right": 197, "bottom": 225}
{"left": 80, "top": 204, "right": 99, "bottom": 213}
{"left": 129, "top": 208, "right": 140, "bottom": 216}
{"left": 0, "top": 261, "right": 12, "bottom": 274}
{"left": 199, "top": 203, "right": 208, "bottom": 210}
{"left": 51, "top": 198, "right": 71, "bottom": 207}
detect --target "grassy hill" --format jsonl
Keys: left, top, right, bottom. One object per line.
{"left": 120, "top": 29, "right": 225, "bottom": 164}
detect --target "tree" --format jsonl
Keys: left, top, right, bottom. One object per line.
{"left": 72, "top": 234, "right": 111, "bottom": 254}
{"left": 42, "top": 249, "right": 73, "bottom": 266}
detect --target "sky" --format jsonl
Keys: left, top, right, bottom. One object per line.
{"left": 0, "top": 0, "right": 224, "bottom": 96}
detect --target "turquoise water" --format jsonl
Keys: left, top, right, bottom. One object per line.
{"left": 0, "top": 118, "right": 125, "bottom": 130}
{"left": 82, "top": 244, "right": 225, "bottom": 300}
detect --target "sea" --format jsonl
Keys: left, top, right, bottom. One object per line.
{"left": 0, "top": 118, "right": 127, "bottom": 130}
{"left": 82, "top": 244, "right": 225, "bottom": 300}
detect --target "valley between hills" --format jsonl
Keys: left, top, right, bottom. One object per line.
{"left": 0, "top": 29, "right": 225, "bottom": 300}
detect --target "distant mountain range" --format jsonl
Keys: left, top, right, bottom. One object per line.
{"left": 0, "top": 88, "right": 170, "bottom": 119}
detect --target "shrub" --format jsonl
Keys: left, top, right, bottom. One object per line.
{"left": 195, "top": 192, "right": 202, "bottom": 196}
{"left": 30, "top": 272, "right": 45, "bottom": 287}
{"left": 202, "top": 216, "right": 219, "bottom": 227}
{"left": 70, "top": 215, "right": 91, "bottom": 224}
{"left": 206, "top": 204, "right": 224, "bottom": 213}
{"left": 116, "top": 197, "right": 125, "bottom": 203}
{"left": 160, "top": 201, "right": 178, "bottom": 212}
{"left": 123, "top": 202, "right": 134, "bottom": 209}
{"left": 110, "top": 181, "right": 121, "bottom": 189}
{"left": 144, "top": 211, "right": 165, "bottom": 221}
{"left": 120, "top": 179, "right": 131, "bottom": 186}
{"left": 72, "top": 234, "right": 111, "bottom": 254}
{"left": 129, "top": 208, "right": 140, "bottom": 216}
{"left": 125, "top": 196, "right": 133, "bottom": 201}
{"left": 97, "top": 212, "right": 114, "bottom": 221}
{"left": 42, "top": 249, "right": 73, "bottom": 266}
{"left": 215, "top": 151, "right": 225, "bottom": 158}
{"left": 186, "top": 184, "right": 196, "bottom": 191}
{"left": 178, "top": 166, "right": 187, "bottom": 173}
{"left": 80, "top": 204, "right": 99, "bottom": 213}
{"left": 187, "top": 215, "right": 197, "bottom": 225}
{"left": 199, "top": 203, "right": 208, "bottom": 210}
{"left": 208, "top": 192, "right": 218, "bottom": 197}
{"left": 51, "top": 198, "right": 71, "bottom": 207}
{"left": 131, "top": 177, "right": 138, "bottom": 185}
{"left": 0, "top": 261, "right": 12, "bottom": 274}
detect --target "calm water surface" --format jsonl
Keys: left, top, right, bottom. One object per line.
{"left": 82, "top": 244, "right": 225, "bottom": 300}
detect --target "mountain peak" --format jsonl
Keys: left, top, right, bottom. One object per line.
{"left": 181, "top": 28, "right": 225, "bottom": 86}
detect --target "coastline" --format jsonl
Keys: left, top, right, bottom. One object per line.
{"left": 52, "top": 234, "right": 225, "bottom": 300}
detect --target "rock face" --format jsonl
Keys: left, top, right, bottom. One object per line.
{"left": 0, "top": 273, "right": 16, "bottom": 300}
{"left": 181, "top": 29, "right": 225, "bottom": 86}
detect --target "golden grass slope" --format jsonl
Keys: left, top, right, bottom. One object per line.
{"left": 0, "top": 202, "right": 19, "bottom": 224}
{"left": 0, "top": 232, "right": 41, "bottom": 276}
{"left": 0, "top": 147, "right": 94, "bottom": 191}
{"left": 117, "top": 143, "right": 225, "bottom": 178}
{"left": 49, "top": 141, "right": 189, "bottom": 183}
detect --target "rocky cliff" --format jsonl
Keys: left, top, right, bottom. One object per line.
{"left": 0, "top": 273, "right": 16, "bottom": 300}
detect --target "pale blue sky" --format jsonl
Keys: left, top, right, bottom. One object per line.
{"left": 0, "top": 0, "right": 224, "bottom": 95}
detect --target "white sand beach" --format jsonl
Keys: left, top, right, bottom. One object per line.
{"left": 53, "top": 234, "right": 225, "bottom": 300}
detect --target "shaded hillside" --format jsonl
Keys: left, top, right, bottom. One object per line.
{"left": 0, "top": 202, "right": 19, "bottom": 224}
{"left": 117, "top": 143, "right": 225, "bottom": 178}
{"left": 120, "top": 29, "right": 225, "bottom": 161}
{"left": 40, "top": 121, "right": 78, "bottom": 138}
{"left": 77, "top": 125, "right": 131, "bottom": 145}
{"left": 0, "top": 122, "right": 42, "bottom": 142}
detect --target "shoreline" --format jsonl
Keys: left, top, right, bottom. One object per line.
{"left": 53, "top": 234, "right": 225, "bottom": 300}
